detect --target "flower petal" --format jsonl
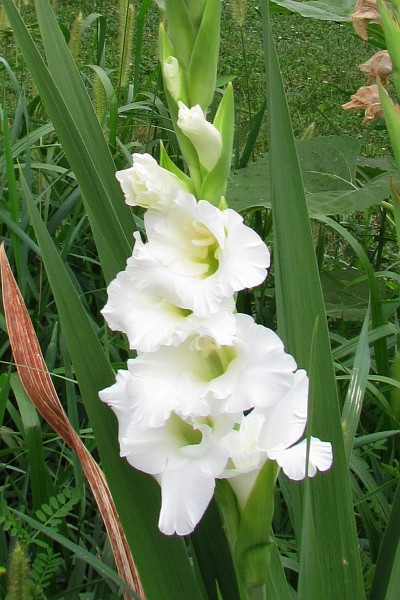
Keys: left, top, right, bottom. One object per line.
{"left": 102, "top": 270, "right": 236, "bottom": 351}
{"left": 156, "top": 464, "right": 216, "bottom": 535}
{"left": 126, "top": 195, "right": 269, "bottom": 317}
{"left": 270, "top": 437, "right": 333, "bottom": 481}
{"left": 258, "top": 369, "right": 309, "bottom": 451}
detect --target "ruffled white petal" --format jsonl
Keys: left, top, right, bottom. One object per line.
{"left": 117, "top": 314, "right": 298, "bottom": 428}
{"left": 126, "top": 193, "right": 269, "bottom": 317}
{"left": 270, "top": 437, "right": 333, "bottom": 481}
{"left": 210, "top": 314, "right": 298, "bottom": 413}
{"left": 219, "top": 209, "right": 270, "bottom": 293}
{"left": 157, "top": 465, "right": 216, "bottom": 535}
{"left": 257, "top": 370, "right": 309, "bottom": 451}
{"left": 102, "top": 270, "right": 236, "bottom": 351}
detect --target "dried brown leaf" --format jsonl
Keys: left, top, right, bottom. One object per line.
{"left": 0, "top": 243, "right": 145, "bottom": 600}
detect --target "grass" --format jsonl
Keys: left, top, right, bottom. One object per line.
{"left": 0, "top": 1, "right": 393, "bottom": 156}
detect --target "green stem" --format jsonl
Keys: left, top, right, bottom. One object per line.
{"left": 245, "top": 584, "right": 266, "bottom": 600}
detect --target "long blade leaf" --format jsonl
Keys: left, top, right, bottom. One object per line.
{"left": 260, "top": 2, "right": 365, "bottom": 597}
{"left": 2, "top": 0, "right": 135, "bottom": 283}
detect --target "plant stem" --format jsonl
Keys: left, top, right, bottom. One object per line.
{"left": 245, "top": 584, "right": 266, "bottom": 600}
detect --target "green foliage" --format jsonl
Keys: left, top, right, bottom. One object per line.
{"left": 34, "top": 489, "right": 81, "bottom": 531}
{"left": 0, "top": 0, "right": 399, "bottom": 598}
{"left": 30, "top": 547, "right": 64, "bottom": 595}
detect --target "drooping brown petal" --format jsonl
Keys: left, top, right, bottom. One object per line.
{"left": 360, "top": 50, "right": 392, "bottom": 84}
{"left": 0, "top": 243, "right": 145, "bottom": 600}
{"left": 350, "top": 0, "right": 380, "bottom": 40}
{"left": 342, "top": 84, "right": 384, "bottom": 124}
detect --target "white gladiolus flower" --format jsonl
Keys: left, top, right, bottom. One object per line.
{"left": 223, "top": 371, "right": 333, "bottom": 505}
{"left": 115, "top": 153, "right": 187, "bottom": 208}
{"left": 109, "top": 314, "right": 297, "bottom": 429}
{"left": 177, "top": 102, "right": 222, "bottom": 171}
{"left": 99, "top": 373, "right": 235, "bottom": 535}
{"left": 163, "top": 56, "right": 182, "bottom": 100}
{"left": 258, "top": 370, "right": 332, "bottom": 479}
{"left": 127, "top": 192, "right": 270, "bottom": 316}
{"left": 102, "top": 270, "right": 236, "bottom": 351}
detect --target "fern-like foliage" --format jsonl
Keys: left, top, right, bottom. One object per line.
{"left": 35, "top": 488, "right": 81, "bottom": 531}
{"left": 30, "top": 547, "right": 64, "bottom": 594}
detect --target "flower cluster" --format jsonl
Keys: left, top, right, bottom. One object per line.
{"left": 99, "top": 133, "right": 332, "bottom": 536}
{"left": 100, "top": 0, "right": 332, "bottom": 537}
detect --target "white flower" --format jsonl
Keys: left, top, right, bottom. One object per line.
{"left": 127, "top": 192, "right": 270, "bottom": 316}
{"left": 223, "top": 371, "right": 333, "bottom": 505}
{"left": 256, "top": 370, "right": 332, "bottom": 479}
{"left": 115, "top": 153, "right": 187, "bottom": 208}
{"left": 102, "top": 270, "right": 236, "bottom": 351}
{"left": 177, "top": 102, "right": 222, "bottom": 171}
{"left": 108, "top": 314, "right": 297, "bottom": 429}
{"left": 163, "top": 56, "right": 182, "bottom": 101}
{"left": 99, "top": 374, "right": 235, "bottom": 535}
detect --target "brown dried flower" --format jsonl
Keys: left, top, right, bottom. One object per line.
{"left": 360, "top": 50, "right": 392, "bottom": 84}
{"left": 342, "top": 84, "right": 383, "bottom": 124}
{"left": 350, "top": 0, "right": 380, "bottom": 40}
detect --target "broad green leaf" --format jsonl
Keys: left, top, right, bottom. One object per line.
{"left": 2, "top": 0, "right": 135, "bottom": 283}
{"left": 22, "top": 182, "right": 202, "bottom": 600}
{"left": 270, "top": 0, "right": 353, "bottom": 21}
{"left": 227, "top": 136, "right": 399, "bottom": 216}
{"left": 261, "top": 2, "right": 365, "bottom": 597}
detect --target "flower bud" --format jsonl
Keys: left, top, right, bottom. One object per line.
{"left": 177, "top": 102, "right": 222, "bottom": 171}
{"left": 163, "top": 56, "right": 182, "bottom": 101}
{"left": 115, "top": 153, "right": 187, "bottom": 208}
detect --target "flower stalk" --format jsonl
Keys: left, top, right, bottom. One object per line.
{"left": 99, "top": 1, "right": 333, "bottom": 596}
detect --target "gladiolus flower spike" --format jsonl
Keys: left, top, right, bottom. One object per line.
{"left": 99, "top": 0, "right": 332, "bottom": 538}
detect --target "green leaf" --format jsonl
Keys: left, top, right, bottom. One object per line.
{"left": 370, "top": 481, "right": 400, "bottom": 600}
{"left": 2, "top": 0, "right": 135, "bottom": 283}
{"left": 341, "top": 307, "right": 371, "bottom": 461}
{"left": 269, "top": 0, "right": 354, "bottom": 21}
{"left": 10, "top": 373, "right": 53, "bottom": 511}
{"left": 260, "top": 2, "right": 365, "bottom": 598}
{"left": 191, "top": 499, "right": 241, "bottom": 600}
{"left": 234, "top": 461, "right": 279, "bottom": 596}
{"left": 164, "top": 0, "right": 196, "bottom": 70}
{"left": 227, "top": 136, "right": 398, "bottom": 216}
{"left": 187, "top": 0, "right": 221, "bottom": 109}
{"left": 318, "top": 216, "right": 389, "bottom": 377}
{"left": 10, "top": 508, "right": 140, "bottom": 599}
